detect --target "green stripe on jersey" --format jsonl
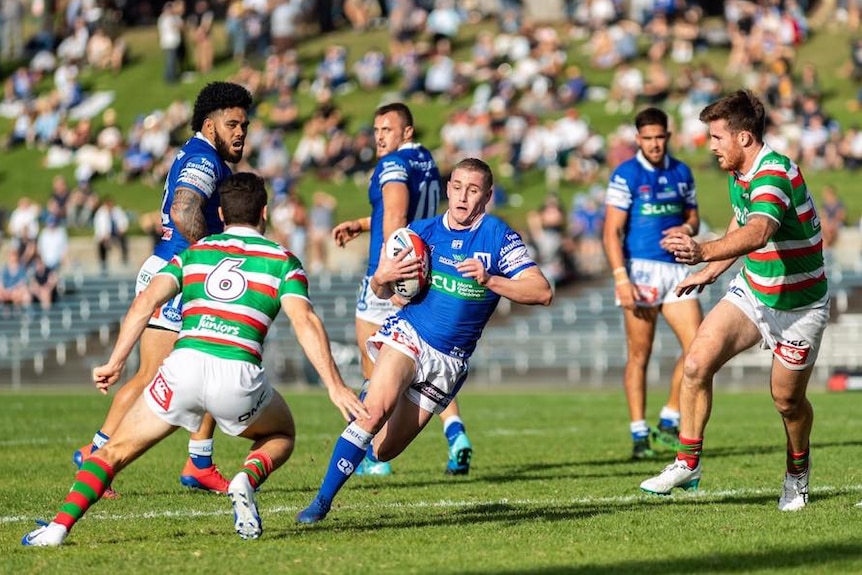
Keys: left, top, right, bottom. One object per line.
{"left": 728, "top": 148, "right": 827, "bottom": 310}
{"left": 161, "top": 230, "right": 309, "bottom": 364}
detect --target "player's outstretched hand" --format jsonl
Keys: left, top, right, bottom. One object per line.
{"left": 332, "top": 220, "right": 363, "bottom": 248}
{"left": 662, "top": 232, "right": 704, "bottom": 265}
{"left": 328, "top": 385, "right": 370, "bottom": 422}
{"left": 675, "top": 268, "right": 715, "bottom": 297}
{"left": 92, "top": 362, "right": 124, "bottom": 395}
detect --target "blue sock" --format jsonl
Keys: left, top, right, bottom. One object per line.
{"left": 317, "top": 422, "right": 374, "bottom": 504}
{"left": 443, "top": 416, "right": 466, "bottom": 446}
{"left": 188, "top": 439, "right": 214, "bottom": 469}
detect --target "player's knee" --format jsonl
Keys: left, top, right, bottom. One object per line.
{"left": 682, "top": 350, "right": 713, "bottom": 384}
{"left": 773, "top": 395, "right": 807, "bottom": 420}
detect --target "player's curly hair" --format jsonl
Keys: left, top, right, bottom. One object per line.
{"left": 191, "top": 82, "right": 253, "bottom": 132}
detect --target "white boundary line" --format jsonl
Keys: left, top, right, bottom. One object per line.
{"left": 5, "top": 484, "right": 862, "bottom": 526}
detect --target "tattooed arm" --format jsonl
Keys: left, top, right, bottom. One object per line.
{"left": 170, "top": 187, "right": 208, "bottom": 242}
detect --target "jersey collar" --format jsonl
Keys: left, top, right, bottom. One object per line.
{"left": 735, "top": 143, "right": 771, "bottom": 182}
{"left": 635, "top": 150, "right": 669, "bottom": 171}
{"left": 397, "top": 142, "right": 422, "bottom": 151}
{"left": 443, "top": 211, "right": 486, "bottom": 231}
{"left": 194, "top": 132, "right": 217, "bottom": 150}
{"left": 224, "top": 225, "right": 265, "bottom": 239}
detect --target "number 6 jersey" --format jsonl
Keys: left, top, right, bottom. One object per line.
{"left": 157, "top": 227, "right": 310, "bottom": 365}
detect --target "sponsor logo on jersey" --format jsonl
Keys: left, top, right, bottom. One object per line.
{"left": 656, "top": 188, "right": 677, "bottom": 200}
{"left": 163, "top": 305, "right": 182, "bottom": 323}
{"left": 640, "top": 203, "right": 683, "bottom": 216}
{"left": 196, "top": 313, "right": 241, "bottom": 336}
{"left": 775, "top": 341, "right": 810, "bottom": 366}
{"left": 161, "top": 227, "right": 174, "bottom": 241}
{"left": 473, "top": 252, "right": 491, "bottom": 269}
{"left": 431, "top": 273, "right": 486, "bottom": 299}
{"left": 638, "top": 185, "right": 652, "bottom": 199}
{"left": 148, "top": 373, "right": 173, "bottom": 411}
{"left": 452, "top": 239, "right": 463, "bottom": 249}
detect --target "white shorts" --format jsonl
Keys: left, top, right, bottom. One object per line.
{"left": 366, "top": 315, "right": 469, "bottom": 415}
{"left": 723, "top": 274, "right": 830, "bottom": 371}
{"left": 355, "top": 274, "right": 399, "bottom": 325}
{"left": 144, "top": 348, "right": 274, "bottom": 436}
{"left": 137, "top": 255, "right": 183, "bottom": 332}
{"left": 623, "top": 258, "right": 698, "bottom": 307}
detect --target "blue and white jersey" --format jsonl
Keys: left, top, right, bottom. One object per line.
{"left": 605, "top": 151, "right": 697, "bottom": 263}
{"left": 154, "top": 133, "right": 233, "bottom": 261}
{"left": 400, "top": 213, "right": 536, "bottom": 358}
{"left": 366, "top": 142, "right": 440, "bottom": 276}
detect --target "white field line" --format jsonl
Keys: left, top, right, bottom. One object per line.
{"left": 4, "top": 484, "right": 862, "bottom": 526}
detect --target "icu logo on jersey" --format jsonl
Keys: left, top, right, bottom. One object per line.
{"left": 473, "top": 252, "right": 492, "bottom": 269}
{"left": 775, "top": 341, "right": 810, "bottom": 366}
{"left": 148, "top": 373, "right": 173, "bottom": 411}
{"left": 638, "top": 185, "right": 651, "bottom": 199}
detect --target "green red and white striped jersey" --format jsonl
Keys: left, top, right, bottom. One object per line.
{"left": 729, "top": 144, "right": 827, "bottom": 310}
{"left": 157, "top": 226, "right": 309, "bottom": 365}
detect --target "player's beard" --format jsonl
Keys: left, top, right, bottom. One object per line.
{"left": 214, "top": 130, "right": 242, "bottom": 163}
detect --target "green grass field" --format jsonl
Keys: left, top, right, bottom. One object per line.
{"left": 2, "top": 388, "right": 862, "bottom": 574}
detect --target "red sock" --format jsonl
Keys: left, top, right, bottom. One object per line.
{"left": 54, "top": 457, "right": 115, "bottom": 531}
{"left": 787, "top": 449, "right": 810, "bottom": 476}
{"left": 676, "top": 436, "right": 703, "bottom": 470}
{"left": 241, "top": 451, "right": 274, "bottom": 490}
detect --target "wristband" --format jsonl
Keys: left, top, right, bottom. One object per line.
{"left": 612, "top": 267, "right": 627, "bottom": 276}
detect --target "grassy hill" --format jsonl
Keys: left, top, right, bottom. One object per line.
{"left": 2, "top": 16, "right": 861, "bottom": 234}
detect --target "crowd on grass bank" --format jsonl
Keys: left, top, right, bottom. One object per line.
{"left": 2, "top": 0, "right": 862, "bottom": 296}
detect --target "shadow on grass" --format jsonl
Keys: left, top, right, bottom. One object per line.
{"left": 457, "top": 540, "right": 862, "bottom": 575}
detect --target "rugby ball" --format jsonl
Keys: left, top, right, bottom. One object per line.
{"left": 385, "top": 227, "right": 430, "bottom": 299}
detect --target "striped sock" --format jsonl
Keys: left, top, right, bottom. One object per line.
{"left": 676, "top": 436, "right": 703, "bottom": 470}
{"left": 54, "top": 457, "right": 115, "bottom": 531}
{"left": 787, "top": 449, "right": 810, "bottom": 476}
{"left": 241, "top": 451, "right": 274, "bottom": 490}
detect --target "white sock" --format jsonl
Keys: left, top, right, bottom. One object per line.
{"left": 630, "top": 420, "right": 649, "bottom": 437}
{"left": 659, "top": 406, "right": 681, "bottom": 426}
{"left": 442, "top": 415, "right": 464, "bottom": 435}
{"left": 188, "top": 439, "right": 214, "bottom": 458}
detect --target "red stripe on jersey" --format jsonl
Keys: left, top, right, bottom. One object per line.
{"left": 747, "top": 241, "right": 823, "bottom": 261}
{"left": 798, "top": 208, "right": 815, "bottom": 223}
{"left": 755, "top": 169, "right": 790, "bottom": 180}
{"left": 247, "top": 281, "right": 277, "bottom": 299}
{"left": 744, "top": 269, "right": 826, "bottom": 294}
{"left": 191, "top": 244, "right": 288, "bottom": 261}
{"left": 185, "top": 306, "right": 268, "bottom": 333}
{"left": 790, "top": 170, "right": 805, "bottom": 189}
{"left": 186, "top": 272, "right": 207, "bottom": 285}
{"left": 190, "top": 335, "right": 262, "bottom": 359}
{"left": 752, "top": 192, "right": 787, "bottom": 207}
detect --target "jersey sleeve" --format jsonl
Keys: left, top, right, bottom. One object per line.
{"left": 156, "top": 253, "right": 183, "bottom": 289}
{"left": 278, "top": 255, "right": 311, "bottom": 301}
{"left": 377, "top": 154, "right": 410, "bottom": 188}
{"left": 605, "top": 167, "right": 633, "bottom": 210}
{"left": 681, "top": 164, "right": 698, "bottom": 209}
{"left": 498, "top": 228, "right": 537, "bottom": 278}
{"left": 749, "top": 173, "right": 791, "bottom": 224}
{"left": 176, "top": 152, "right": 221, "bottom": 199}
